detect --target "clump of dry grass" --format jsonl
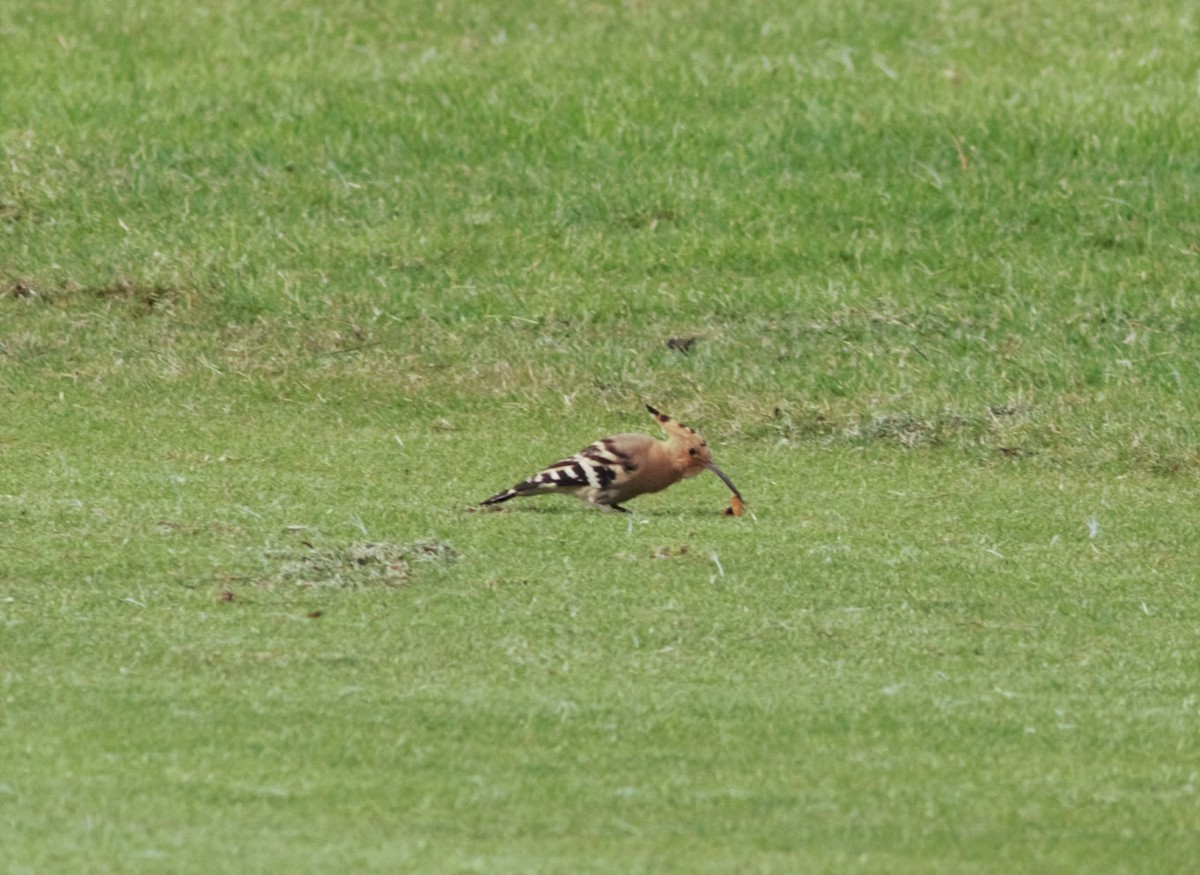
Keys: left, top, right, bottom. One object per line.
{"left": 261, "top": 538, "right": 458, "bottom": 589}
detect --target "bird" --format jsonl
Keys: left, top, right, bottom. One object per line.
{"left": 480, "top": 405, "right": 742, "bottom": 513}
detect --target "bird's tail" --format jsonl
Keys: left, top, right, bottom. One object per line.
{"left": 480, "top": 488, "right": 518, "bottom": 506}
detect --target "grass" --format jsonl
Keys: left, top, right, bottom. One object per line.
{"left": 3, "top": 0, "right": 1200, "bottom": 872}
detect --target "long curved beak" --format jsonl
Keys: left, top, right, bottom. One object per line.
{"left": 705, "top": 462, "right": 742, "bottom": 500}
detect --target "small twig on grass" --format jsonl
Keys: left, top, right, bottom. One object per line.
{"left": 951, "top": 134, "right": 969, "bottom": 170}
{"left": 324, "top": 340, "right": 384, "bottom": 356}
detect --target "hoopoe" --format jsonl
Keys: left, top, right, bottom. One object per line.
{"left": 480, "top": 405, "right": 742, "bottom": 513}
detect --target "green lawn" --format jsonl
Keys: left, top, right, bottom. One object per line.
{"left": 3, "top": 0, "right": 1200, "bottom": 872}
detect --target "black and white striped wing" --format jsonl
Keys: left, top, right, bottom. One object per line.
{"left": 480, "top": 438, "right": 637, "bottom": 506}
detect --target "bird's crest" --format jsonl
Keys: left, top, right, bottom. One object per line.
{"left": 645, "top": 404, "right": 700, "bottom": 442}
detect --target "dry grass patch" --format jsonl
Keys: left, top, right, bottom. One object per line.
{"left": 258, "top": 537, "right": 459, "bottom": 589}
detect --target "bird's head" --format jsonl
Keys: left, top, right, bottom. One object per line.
{"left": 646, "top": 405, "right": 741, "bottom": 498}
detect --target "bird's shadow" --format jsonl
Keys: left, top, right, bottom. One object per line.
{"left": 467, "top": 503, "right": 737, "bottom": 519}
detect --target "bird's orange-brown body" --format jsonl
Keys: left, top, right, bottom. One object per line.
{"left": 481, "top": 406, "right": 741, "bottom": 512}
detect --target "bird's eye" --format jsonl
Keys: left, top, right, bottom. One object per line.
{"left": 688, "top": 448, "right": 697, "bottom": 456}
